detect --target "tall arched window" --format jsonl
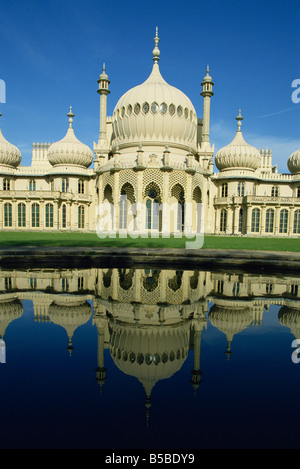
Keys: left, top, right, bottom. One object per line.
{"left": 31, "top": 203, "right": 40, "bottom": 227}
{"left": 3, "top": 178, "right": 10, "bottom": 191}
{"left": 145, "top": 185, "right": 160, "bottom": 231}
{"left": 18, "top": 203, "right": 26, "bottom": 227}
{"left": 78, "top": 205, "right": 85, "bottom": 229}
{"left": 119, "top": 191, "right": 127, "bottom": 229}
{"left": 294, "top": 209, "right": 300, "bottom": 234}
{"left": 238, "top": 208, "right": 243, "bottom": 232}
{"left": 271, "top": 185, "right": 279, "bottom": 197}
{"left": 62, "top": 178, "right": 69, "bottom": 193}
{"left": 238, "top": 182, "right": 245, "bottom": 197}
{"left": 4, "top": 203, "right": 12, "bottom": 227}
{"left": 78, "top": 179, "right": 84, "bottom": 194}
{"left": 251, "top": 208, "right": 260, "bottom": 232}
{"left": 220, "top": 209, "right": 227, "bottom": 232}
{"left": 177, "top": 190, "right": 185, "bottom": 232}
{"left": 62, "top": 204, "right": 66, "bottom": 228}
{"left": 265, "top": 208, "right": 275, "bottom": 233}
{"left": 279, "top": 209, "right": 288, "bottom": 233}
{"left": 146, "top": 198, "right": 159, "bottom": 230}
{"left": 221, "top": 183, "right": 228, "bottom": 198}
{"left": 45, "top": 203, "right": 54, "bottom": 228}
{"left": 29, "top": 180, "right": 36, "bottom": 191}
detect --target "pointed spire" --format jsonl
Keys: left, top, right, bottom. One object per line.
{"left": 67, "top": 106, "right": 75, "bottom": 128}
{"left": 236, "top": 109, "right": 243, "bottom": 132}
{"left": 152, "top": 26, "right": 160, "bottom": 63}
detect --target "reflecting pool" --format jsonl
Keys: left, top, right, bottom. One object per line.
{"left": 0, "top": 266, "right": 300, "bottom": 449}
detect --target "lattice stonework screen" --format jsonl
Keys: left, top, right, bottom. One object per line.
{"left": 142, "top": 169, "right": 163, "bottom": 196}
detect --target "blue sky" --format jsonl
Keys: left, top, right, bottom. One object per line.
{"left": 0, "top": 0, "right": 299, "bottom": 172}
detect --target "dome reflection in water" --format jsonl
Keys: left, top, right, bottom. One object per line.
{"left": 0, "top": 266, "right": 300, "bottom": 449}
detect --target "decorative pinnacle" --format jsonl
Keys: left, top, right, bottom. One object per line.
{"left": 236, "top": 109, "right": 243, "bottom": 131}
{"left": 152, "top": 26, "right": 160, "bottom": 63}
{"left": 103, "top": 62, "right": 106, "bottom": 73}
{"left": 67, "top": 106, "right": 75, "bottom": 128}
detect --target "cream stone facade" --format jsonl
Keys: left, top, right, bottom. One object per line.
{"left": 1, "top": 29, "right": 300, "bottom": 236}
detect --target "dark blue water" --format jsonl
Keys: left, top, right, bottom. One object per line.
{"left": 0, "top": 267, "right": 299, "bottom": 449}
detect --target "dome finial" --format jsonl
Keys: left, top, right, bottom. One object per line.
{"left": 236, "top": 109, "right": 243, "bottom": 131}
{"left": 152, "top": 27, "right": 160, "bottom": 63}
{"left": 67, "top": 106, "right": 75, "bottom": 128}
{"left": 103, "top": 62, "right": 106, "bottom": 73}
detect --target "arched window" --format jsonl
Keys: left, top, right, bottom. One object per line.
{"left": 238, "top": 182, "right": 245, "bottom": 197}
{"left": 297, "top": 187, "right": 300, "bottom": 198}
{"left": 119, "top": 191, "right": 127, "bottom": 229}
{"left": 31, "top": 203, "right": 40, "bottom": 227}
{"left": 45, "top": 203, "right": 54, "bottom": 228}
{"left": 146, "top": 198, "right": 159, "bottom": 230}
{"left": 3, "top": 178, "right": 10, "bottom": 191}
{"left": 145, "top": 185, "right": 160, "bottom": 230}
{"left": 62, "top": 178, "right": 69, "bottom": 193}
{"left": 238, "top": 208, "right": 243, "bottom": 232}
{"left": 177, "top": 190, "right": 185, "bottom": 232}
{"left": 271, "top": 185, "right": 279, "bottom": 197}
{"left": 78, "top": 179, "right": 84, "bottom": 194}
{"left": 279, "top": 209, "right": 288, "bottom": 233}
{"left": 78, "top": 206, "right": 85, "bottom": 229}
{"left": 62, "top": 204, "right": 66, "bottom": 228}
{"left": 18, "top": 203, "right": 26, "bottom": 227}
{"left": 294, "top": 209, "right": 300, "bottom": 234}
{"left": 265, "top": 208, "right": 275, "bottom": 233}
{"left": 4, "top": 203, "right": 12, "bottom": 227}
{"left": 29, "top": 179, "right": 36, "bottom": 191}
{"left": 251, "top": 208, "right": 260, "bottom": 232}
{"left": 221, "top": 183, "right": 228, "bottom": 198}
{"left": 220, "top": 209, "right": 227, "bottom": 232}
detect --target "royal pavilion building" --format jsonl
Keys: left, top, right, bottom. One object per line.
{"left": 0, "top": 29, "right": 300, "bottom": 237}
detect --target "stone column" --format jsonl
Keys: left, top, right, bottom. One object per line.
{"left": 275, "top": 205, "right": 281, "bottom": 234}
{"left": 113, "top": 172, "right": 119, "bottom": 233}
{"left": 288, "top": 207, "right": 295, "bottom": 235}
{"left": 185, "top": 174, "right": 193, "bottom": 235}
{"left": 260, "top": 205, "right": 266, "bottom": 234}
{"left": 233, "top": 204, "right": 240, "bottom": 234}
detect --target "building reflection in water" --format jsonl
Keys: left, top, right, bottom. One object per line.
{"left": 0, "top": 267, "right": 299, "bottom": 423}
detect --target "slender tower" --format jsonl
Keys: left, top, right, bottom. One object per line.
{"left": 200, "top": 65, "right": 214, "bottom": 144}
{"left": 94, "top": 64, "right": 110, "bottom": 169}
{"left": 97, "top": 63, "right": 110, "bottom": 147}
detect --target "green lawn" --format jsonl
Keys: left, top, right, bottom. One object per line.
{"left": 0, "top": 231, "right": 299, "bottom": 252}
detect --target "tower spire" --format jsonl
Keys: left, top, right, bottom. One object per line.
{"left": 67, "top": 106, "right": 75, "bottom": 128}
{"left": 152, "top": 27, "right": 160, "bottom": 63}
{"left": 236, "top": 109, "right": 243, "bottom": 132}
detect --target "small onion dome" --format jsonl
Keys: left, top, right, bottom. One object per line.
{"left": 215, "top": 110, "right": 261, "bottom": 172}
{"left": 48, "top": 107, "right": 93, "bottom": 168}
{"left": 287, "top": 149, "right": 300, "bottom": 174}
{"left": 278, "top": 305, "right": 300, "bottom": 339}
{"left": 0, "top": 113, "right": 21, "bottom": 167}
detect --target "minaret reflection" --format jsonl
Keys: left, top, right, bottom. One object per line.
{"left": 0, "top": 267, "right": 299, "bottom": 423}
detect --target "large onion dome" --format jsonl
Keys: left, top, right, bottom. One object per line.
{"left": 215, "top": 110, "right": 261, "bottom": 172}
{"left": 0, "top": 113, "right": 21, "bottom": 168}
{"left": 287, "top": 149, "right": 300, "bottom": 174}
{"left": 111, "top": 29, "right": 198, "bottom": 151}
{"left": 48, "top": 107, "right": 93, "bottom": 168}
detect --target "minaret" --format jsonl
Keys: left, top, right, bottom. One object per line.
{"left": 97, "top": 63, "right": 110, "bottom": 147}
{"left": 200, "top": 65, "right": 214, "bottom": 144}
